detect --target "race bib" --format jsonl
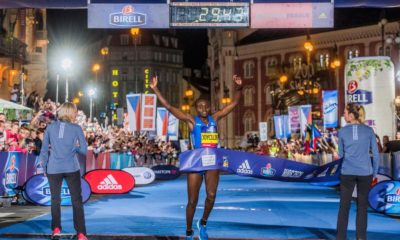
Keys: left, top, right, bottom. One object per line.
{"left": 201, "top": 133, "right": 218, "bottom": 148}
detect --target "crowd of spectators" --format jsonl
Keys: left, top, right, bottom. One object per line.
{"left": 0, "top": 98, "right": 179, "bottom": 168}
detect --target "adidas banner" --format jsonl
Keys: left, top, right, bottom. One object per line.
{"left": 84, "top": 169, "right": 135, "bottom": 194}
{"left": 179, "top": 148, "right": 341, "bottom": 186}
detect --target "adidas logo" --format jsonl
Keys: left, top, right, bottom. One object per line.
{"left": 97, "top": 174, "right": 122, "bottom": 190}
{"left": 237, "top": 160, "right": 253, "bottom": 174}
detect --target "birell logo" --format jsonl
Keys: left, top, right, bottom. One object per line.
{"left": 385, "top": 188, "right": 400, "bottom": 204}
{"left": 347, "top": 89, "right": 372, "bottom": 105}
{"left": 84, "top": 169, "right": 135, "bottom": 194}
{"left": 261, "top": 163, "right": 276, "bottom": 177}
{"left": 110, "top": 5, "right": 146, "bottom": 27}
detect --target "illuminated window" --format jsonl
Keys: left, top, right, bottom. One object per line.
{"left": 346, "top": 47, "right": 360, "bottom": 60}
{"left": 265, "top": 57, "right": 278, "bottom": 77}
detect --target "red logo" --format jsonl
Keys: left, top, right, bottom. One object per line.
{"left": 84, "top": 170, "right": 135, "bottom": 194}
{"left": 122, "top": 5, "right": 134, "bottom": 15}
{"left": 396, "top": 188, "right": 400, "bottom": 195}
{"left": 347, "top": 80, "right": 358, "bottom": 94}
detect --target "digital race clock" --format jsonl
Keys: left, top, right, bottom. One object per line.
{"left": 170, "top": 2, "right": 249, "bottom": 27}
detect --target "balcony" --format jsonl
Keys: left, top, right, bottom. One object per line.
{"left": 0, "top": 36, "right": 27, "bottom": 62}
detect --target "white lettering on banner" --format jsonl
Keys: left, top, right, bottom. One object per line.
{"left": 347, "top": 94, "right": 368, "bottom": 103}
{"left": 201, "top": 154, "right": 216, "bottom": 167}
{"left": 154, "top": 170, "right": 171, "bottom": 174}
{"left": 113, "top": 15, "right": 144, "bottom": 24}
{"left": 386, "top": 195, "right": 400, "bottom": 203}
{"left": 237, "top": 160, "right": 253, "bottom": 174}
{"left": 282, "top": 169, "right": 304, "bottom": 178}
{"left": 97, "top": 174, "right": 123, "bottom": 190}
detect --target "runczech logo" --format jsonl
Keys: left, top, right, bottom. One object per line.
{"left": 261, "top": 163, "right": 276, "bottom": 177}
{"left": 110, "top": 5, "right": 146, "bottom": 27}
{"left": 223, "top": 156, "right": 229, "bottom": 168}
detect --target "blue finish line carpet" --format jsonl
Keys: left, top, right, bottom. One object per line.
{"left": 1, "top": 175, "right": 400, "bottom": 239}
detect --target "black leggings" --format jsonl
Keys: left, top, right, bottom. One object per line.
{"left": 186, "top": 170, "right": 220, "bottom": 231}
{"left": 47, "top": 170, "right": 86, "bottom": 234}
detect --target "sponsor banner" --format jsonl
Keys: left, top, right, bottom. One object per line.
{"left": 369, "top": 180, "right": 400, "bottom": 215}
{"left": 126, "top": 94, "right": 141, "bottom": 132}
{"left": 1, "top": 152, "right": 26, "bottom": 196}
{"left": 273, "top": 115, "right": 290, "bottom": 139}
{"left": 84, "top": 169, "right": 135, "bottom": 194}
{"left": 259, "top": 122, "right": 268, "bottom": 141}
{"left": 123, "top": 167, "right": 155, "bottom": 185}
{"left": 96, "top": 152, "right": 111, "bottom": 170}
{"left": 157, "top": 107, "right": 168, "bottom": 141}
{"left": 24, "top": 174, "right": 91, "bottom": 206}
{"left": 288, "top": 106, "right": 301, "bottom": 135}
{"left": 141, "top": 94, "right": 157, "bottom": 131}
{"left": 179, "top": 148, "right": 341, "bottom": 185}
{"left": 88, "top": 4, "right": 170, "bottom": 29}
{"left": 151, "top": 165, "right": 180, "bottom": 180}
{"left": 167, "top": 113, "right": 179, "bottom": 141}
{"left": 180, "top": 139, "right": 190, "bottom": 152}
{"left": 344, "top": 56, "right": 395, "bottom": 138}
{"left": 251, "top": 2, "right": 333, "bottom": 29}
{"left": 110, "top": 153, "right": 134, "bottom": 170}
{"left": 322, "top": 90, "right": 338, "bottom": 128}
{"left": 300, "top": 105, "right": 312, "bottom": 137}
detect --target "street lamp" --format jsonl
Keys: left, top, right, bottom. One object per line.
{"left": 92, "top": 63, "right": 100, "bottom": 83}
{"left": 181, "top": 97, "right": 190, "bottom": 139}
{"left": 185, "top": 84, "right": 193, "bottom": 98}
{"left": 130, "top": 28, "right": 140, "bottom": 93}
{"left": 378, "top": 18, "right": 388, "bottom": 55}
{"left": 62, "top": 58, "right": 72, "bottom": 102}
{"left": 88, "top": 88, "right": 96, "bottom": 122}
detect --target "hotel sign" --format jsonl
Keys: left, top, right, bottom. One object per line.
{"left": 88, "top": 4, "right": 169, "bottom": 28}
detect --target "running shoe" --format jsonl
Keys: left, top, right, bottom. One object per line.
{"left": 77, "top": 232, "right": 88, "bottom": 240}
{"left": 197, "top": 219, "right": 209, "bottom": 240}
{"left": 51, "top": 227, "right": 61, "bottom": 239}
{"left": 185, "top": 234, "right": 193, "bottom": 240}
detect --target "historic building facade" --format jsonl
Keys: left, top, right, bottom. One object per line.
{"left": 97, "top": 29, "right": 184, "bottom": 122}
{"left": 208, "top": 22, "right": 400, "bottom": 148}
{"left": 0, "top": 9, "right": 48, "bottom": 101}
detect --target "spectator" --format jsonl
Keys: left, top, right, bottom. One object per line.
{"left": 10, "top": 84, "right": 19, "bottom": 103}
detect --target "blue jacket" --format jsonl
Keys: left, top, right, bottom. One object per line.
{"left": 39, "top": 121, "right": 87, "bottom": 174}
{"left": 338, "top": 123, "right": 379, "bottom": 177}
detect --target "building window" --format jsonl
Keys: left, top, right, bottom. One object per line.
{"left": 265, "top": 57, "right": 278, "bottom": 77}
{"left": 316, "top": 51, "right": 330, "bottom": 69}
{"left": 35, "top": 47, "right": 42, "bottom": 53}
{"left": 162, "top": 36, "right": 169, "bottom": 47}
{"left": 153, "top": 35, "right": 160, "bottom": 46}
{"left": 243, "top": 110, "right": 255, "bottom": 132}
{"left": 243, "top": 61, "right": 255, "bottom": 78}
{"left": 289, "top": 54, "right": 303, "bottom": 70}
{"left": 171, "top": 37, "right": 178, "bottom": 48}
{"left": 120, "top": 34, "right": 129, "bottom": 45}
{"left": 346, "top": 47, "right": 360, "bottom": 60}
{"left": 244, "top": 86, "right": 255, "bottom": 106}
{"left": 378, "top": 45, "right": 391, "bottom": 56}
{"left": 264, "top": 85, "right": 272, "bottom": 105}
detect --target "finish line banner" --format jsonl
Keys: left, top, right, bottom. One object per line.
{"left": 179, "top": 148, "right": 341, "bottom": 185}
